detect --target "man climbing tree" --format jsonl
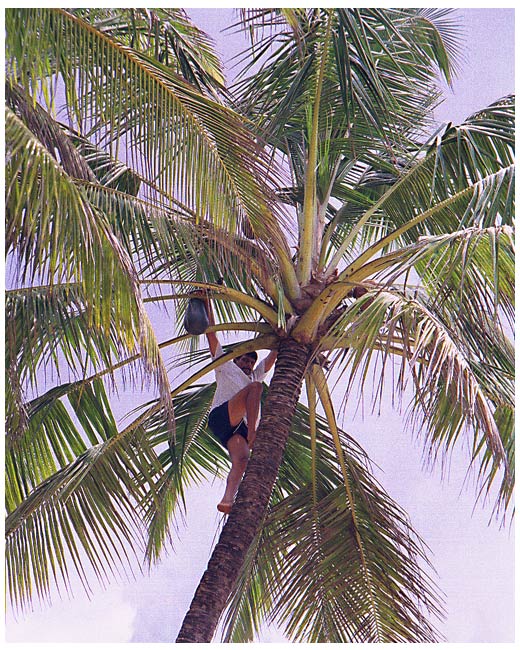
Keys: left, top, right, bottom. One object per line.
{"left": 203, "top": 296, "right": 277, "bottom": 514}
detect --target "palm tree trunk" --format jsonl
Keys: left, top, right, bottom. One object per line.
{"left": 176, "top": 337, "right": 313, "bottom": 643}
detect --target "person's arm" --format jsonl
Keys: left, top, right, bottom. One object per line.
{"left": 262, "top": 348, "right": 277, "bottom": 373}
{"left": 201, "top": 294, "right": 219, "bottom": 358}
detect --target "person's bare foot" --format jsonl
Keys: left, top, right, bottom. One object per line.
{"left": 217, "top": 502, "right": 232, "bottom": 514}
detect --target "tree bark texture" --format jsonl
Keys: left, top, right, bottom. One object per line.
{"left": 176, "top": 337, "right": 313, "bottom": 642}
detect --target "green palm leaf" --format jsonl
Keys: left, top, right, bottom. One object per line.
{"left": 5, "top": 110, "right": 169, "bottom": 388}
{"left": 5, "top": 376, "right": 152, "bottom": 512}
{"left": 5, "top": 379, "right": 161, "bottom": 612}
{"left": 349, "top": 225, "right": 514, "bottom": 332}
{"left": 5, "top": 8, "right": 295, "bottom": 289}
{"left": 326, "top": 96, "right": 514, "bottom": 273}
{"left": 6, "top": 285, "right": 124, "bottom": 391}
{"left": 73, "top": 8, "right": 225, "bottom": 95}
{"left": 237, "top": 8, "right": 458, "bottom": 143}
{"left": 139, "top": 383, "right": 227, "bottom": 562}
{"left": 323, "top": 285, "right": 512, "bottom": 513}
{"left": 221, "top": 400, "right": 443, "bottom": 642}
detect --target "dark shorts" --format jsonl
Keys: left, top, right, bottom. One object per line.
{"left": 208, "top": 401, "right": 248, "bottom": 449}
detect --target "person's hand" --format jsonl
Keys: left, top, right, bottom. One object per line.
{"left": 191, "top": 289, "right": 210, "bottom": 311}
{"left": 247, "top": 434, "right": 256, "bottom": 450}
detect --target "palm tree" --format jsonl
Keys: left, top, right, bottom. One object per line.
{"left": 5, "top": 8, "right": 514, "bottom": 644}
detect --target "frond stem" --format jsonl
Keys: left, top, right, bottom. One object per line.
{"left": 297, "top": 13, "right": 332, "bottom": 284}
{"left": 309, "top": 364, "right": 382, "bottom": 639}
{"left": 140, "top": 279, "right": 280, "bottom": 329}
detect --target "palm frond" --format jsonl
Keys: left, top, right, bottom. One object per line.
{"left": 236, "top": 8, "right": 459, "bottom": 145}
{"left": 340, "top": 165, "right": 514, "bottom": 288}
{"left": 5, "top": 388, "right": 161, "bottom": 612}
{"left": 66, "top": 126, "right": 143, "bottom": 194}
{"left": 6, "top": 285, "right": 124, "bottom": 395}
{"left": 76, "top": 171, "right": 285, "bottom": 310}
{"left": 351, "top": 225, "right": 514, "bottom": 331}
{"left": 6, "top": 105, "right": 176, "bottom": 425}
{"left": 221, "top": 398, "right": 444, "bottom": 642}
{"left": 322, "top": 287, "right": 512, "bottom": 515}
{"left": 411, "top": 226, "right": 514, "bottom": 331}
{"left": 6, "top": 379, "right": 118, "bottom": 509}
{"left": 85, "top": 186, "right": 286, "bottom": 310}
{"left": 6, "top": 82, "right": 97, "bottom": 183}
{"left": 326, "top": 95, "right": 514, "bottom": 273}
{"left": 138, "top": 383, "right": 227, "bottom": 563}
{"left": 299, "top": 172, "right": 513, "bottom": 343}
{"left": 73, "top": 8, "right": 226, "bottom": 95}
{"left": 5, "top": 8, "right": 296, "bottom": 292}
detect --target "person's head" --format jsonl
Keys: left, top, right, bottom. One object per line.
{"left": 233, "top": 351, "right": 257, "bottom": 376}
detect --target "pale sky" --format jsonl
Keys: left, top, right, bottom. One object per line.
{"left": 5, "top": 6, "right": 516, "bottom": 646}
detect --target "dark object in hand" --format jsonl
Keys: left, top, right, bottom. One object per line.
{"left": 347, "top": 285, "right": 369, "bottom": 299}
{"left": 184, "top": 297, "right": 209, "bottom": 335}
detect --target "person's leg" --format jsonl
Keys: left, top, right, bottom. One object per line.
{"left": 227, "top": 381, "right": 263, "bottom": 444}
{"left": 217, "top": 433, "right": 250, "bottom": 514}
